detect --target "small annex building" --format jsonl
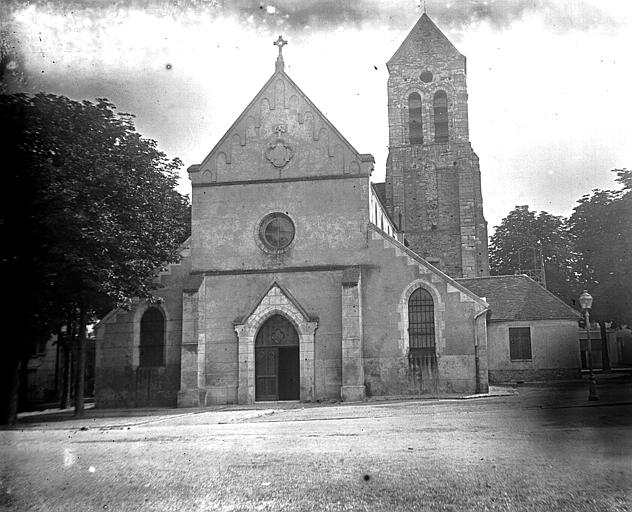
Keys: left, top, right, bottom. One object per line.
{"left": 95, "top": 14, "right": 496, "bottom": 407}
{"left": 457, "top": 275, "right": 582, "bottom": 383}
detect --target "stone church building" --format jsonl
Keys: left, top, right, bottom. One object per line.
{"left": 95, "top": 14, "right": 507, "bottom": 407}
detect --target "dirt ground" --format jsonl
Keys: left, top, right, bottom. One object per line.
{"left": 1, "top": 381, "right": 631, "bottom": 511}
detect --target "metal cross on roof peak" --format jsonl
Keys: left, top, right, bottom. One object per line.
{"left": 274, "top": 35, "right": 288, "bottom": 56}
{"left": 273, "top": 35, "right": 288, "bottom": 71}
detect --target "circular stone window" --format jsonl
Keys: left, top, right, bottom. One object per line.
{"left": 258, "top": 212, "right": 295, "bottom": 251}
{"left": 420, "top": 70, "right": 433, "bottom": 83}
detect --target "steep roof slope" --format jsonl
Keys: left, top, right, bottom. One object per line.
{"left": 191, "top": 56, "right": 374, "bottom": 184}
{"left": 457, "top": 275, "right": 581, "bottom": 322}
{"left": 387, "top": 13, "right": 463, "bottom": 69}
{"left": 372, "top": 182, "right": 386, "bottom": 205}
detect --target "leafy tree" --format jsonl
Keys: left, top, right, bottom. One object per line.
{"left": 0, "top": 93, "right": 190, "bottom": 425}
{"left": 489, "top": 205, "right": 579, "bottom": 304}
{"left": 569, "top": 169, "right": 632, "bottom": 325}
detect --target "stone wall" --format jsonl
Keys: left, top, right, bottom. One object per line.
{"left": 94, "top": 247, "right": 191, "bottom": 408}
{"left": 191, "top": 177, "right": 369, "bottom": 272}
{"left": 486, "top": 320, "right": 581, "bottom": 384}
{"left": 361, "top": 226, "right": 489, "bottom": 396}
{"left": 178, "top": 270, "right": 345, "bottom": 405}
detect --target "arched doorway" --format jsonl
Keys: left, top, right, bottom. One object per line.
{"left": 255, "top": 315, "right": 300, "bottom": 401}
{"left": 140, "top": 307, "right": 165, "bottom": 368}
{"left": 137, "top": 307, "right": 166, "bottom": 407}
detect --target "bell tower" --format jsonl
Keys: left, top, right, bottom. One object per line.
{"left": 384, "top": 13, "right": 489, "bottom": 278}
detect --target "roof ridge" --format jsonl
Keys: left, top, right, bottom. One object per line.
{"left": 458, "top": 274, "right": 581, "bottom": 320}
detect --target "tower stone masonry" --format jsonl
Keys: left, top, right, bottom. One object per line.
{"left": 384, "top": 13, "right": 489, "bottom": 278}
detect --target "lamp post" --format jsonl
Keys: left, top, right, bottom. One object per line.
{"left": 579, "top": 290, "right": 599, "bottom": 401}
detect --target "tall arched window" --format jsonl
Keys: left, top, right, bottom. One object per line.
{"left": 408, "top": 92, "right": 423, "bottom": 145}
{"left": 408, "top": 288, "right": 435, "bottom": 352}
{"left": 140, "top": 307, "right": 165, "bottom": 367}
{"left": 433, "top": 90, "right": 449, "bottom": 143}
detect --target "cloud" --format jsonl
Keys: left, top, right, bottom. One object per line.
{"left": 4, "top": 0, "right": 620, "bottom": 36}
{"left": 409, "top": 0, "right": 619, "bottom": 32}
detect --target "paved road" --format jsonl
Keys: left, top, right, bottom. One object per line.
{"left": 2, "top": 383, "right": 631, "bottom": 511}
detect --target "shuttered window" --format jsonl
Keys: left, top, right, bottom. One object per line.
{"left": 509, "top": 327, "right": 532, "bottom": 360}
{"left": 433, "top": 90, "right": 449, "bottom": 143}
{"left": 408, "top": 92, "right": 423, "bottom": 145}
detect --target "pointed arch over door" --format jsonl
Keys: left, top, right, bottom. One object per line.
{"left": 234, "top": 282, "right": 318, "bottom": 404}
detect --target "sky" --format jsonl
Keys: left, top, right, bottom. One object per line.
{"left": 3, "top": 0, "right": 632, "bottom": 231}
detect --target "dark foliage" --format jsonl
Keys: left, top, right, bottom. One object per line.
{"left": 489, "top": 205, "right": 579, "bottom": 305}
{"left": 569, "top": 169, "right": 632, "bottom": 324}
{"left": 0, "top": 93, "right": 190, "bottom": 423}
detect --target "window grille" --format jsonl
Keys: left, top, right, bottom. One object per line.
{"left": 509, "top": 327, "right": 532, "bottom": 360}
{"left": 408, "top": 288, "right": 435, "bottom": 351}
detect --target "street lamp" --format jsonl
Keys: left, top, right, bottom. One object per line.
{"left": 579, "top": 290, "right": 599, "bottom": 401}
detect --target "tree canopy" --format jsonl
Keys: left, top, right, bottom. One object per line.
{"left": 0, "top": 93, "right": 190, "bottom": 423}
{"left": 569, "top": 169, "right": 632, "bottom": 324}
{"left": 489, "top": 205, "right": 578, "bottom": 305}
{"left": 490, "top": 169, "right": 631, "bottom": 325}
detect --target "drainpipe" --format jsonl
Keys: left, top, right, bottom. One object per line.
{"left": 473, "top": 307, "right": 490, "bottom": 394}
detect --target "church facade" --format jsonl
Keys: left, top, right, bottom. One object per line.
{"left": 95, "top": 14, "right": 494, "bottom": 408}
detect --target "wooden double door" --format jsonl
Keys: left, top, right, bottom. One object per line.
{"left": 255, "top": 315, "right": 300, "bottom": 401}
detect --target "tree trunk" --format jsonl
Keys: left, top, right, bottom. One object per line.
{"left": 18, "top": 351, "right": 30, "bottom": 412}
{"left": 60, "top": 342, "right": 72, "bottom": 409}
{"left": 600, "top": 322, "right": 611, "bottom": 371}
{"left": 54, "top": 332, "right": 61, "bottom": 402}
{"left": 74, "top": 307, "right": 88, "bottom": 418}
{"left": 0, "top": 352, "right": 20, "bottom": 425}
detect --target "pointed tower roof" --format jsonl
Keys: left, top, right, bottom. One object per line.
{"left": 387, "top": 13, "right": 463, "bottom": 70}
